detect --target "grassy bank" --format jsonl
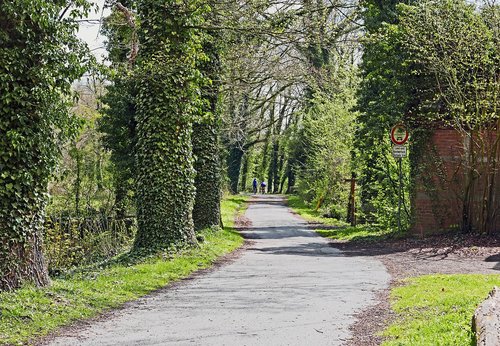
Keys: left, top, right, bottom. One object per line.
{"left": 0, "top": 195, "right": 248, "bottom": 345}
{"left": 383, "top": 274, "right": 500, "bottom": 345}
{"left": 286, "top": 195, "right": 346, "bottom": 226}
{"left": 315, "top": 227, "right": 399, "bottom": 243}
{"left": 287, "top": 195, "right": 399, "bottom": 242}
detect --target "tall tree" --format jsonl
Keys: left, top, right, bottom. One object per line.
{"left": 192, "top": 21, "right": 223, "bottom": 231}
{"left": 132, "top": 0, "right": 205, "bottom": 250}
{"left": 99, "top": 72, "right": 137, "bottom": 218}
{"left": 99, "top": 1, "right": 138, "bottom": 218}
{"left": 0, "top": 0, "right": 89, "bottom": 291}
{"left": 355, "top": 0, "right": 414, "bottom": 226}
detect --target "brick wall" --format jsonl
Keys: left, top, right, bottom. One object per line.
{"left": 412, "top": 128, "right": 500, "bottom": 235}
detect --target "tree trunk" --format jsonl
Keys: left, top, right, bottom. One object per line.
{"left": 268, "top": 140, "right": 279, "bottom": 193}
{"left": 133, "top": 0, "right": 201, "bottom": 251}
{"left": 192, "top": 24, "right": 222, "bottom": 232}
{"left": 227, "top": 144, "right": 244, "bottom": 194}
{"left": 0, "top": 99, "right": 51, "bottom": 291}
{"left": 286, "top": 161, "right": 296, "bottom": 194}
{"left": 462, "top": 132, "right": 475, "bottom": 233}
{"left": 0, "top": 211, "right": 50, "bottom": 291}
{"left": 113, "top": 174, "right": 129, "bottom": 219}
{"left": 74, "top": 148, "right": 82, "bottom": 216}
{"left": 240, "top": 153, "right": 250, "bottom": 193}
{"left": 276, "top": 149, "right": 284, "bottom": 193}
{"left": 193, "top": 121, "right": 221, "bottom": 231}
{"left": 260, "top": 128, "right": 271, "bottom": 183}
{"left": 134, "top": 105, "right": 197, "bottom": 249}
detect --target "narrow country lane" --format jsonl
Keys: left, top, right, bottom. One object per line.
{"left": 47, "top": 195, "right": 390, "bottom": 346}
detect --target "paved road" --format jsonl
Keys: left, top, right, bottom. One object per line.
{"left": 48, "top": 195, "right": 389, "bottom": 346}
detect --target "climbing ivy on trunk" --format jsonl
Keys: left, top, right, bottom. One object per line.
{"left": 192, "top": 6, "right": 224, "bottom": 232}
{"left": 0, "top": 0, "right": 89, "bottom": 291}
{"left": 133, "top": 0, "right": 207, "bottom": 250}
{"left": 192, "top": 121, "right": 222, "bottom": 231}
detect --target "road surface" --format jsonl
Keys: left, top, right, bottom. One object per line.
{"left": 47, "top": 195, "right": 389, "bottom": 346}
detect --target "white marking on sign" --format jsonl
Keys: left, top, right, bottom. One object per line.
{"left": 392, "top": 145, "right": 407, "bottom": 158}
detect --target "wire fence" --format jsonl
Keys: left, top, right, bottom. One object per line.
{"left": 44, "top": 212, "right": 137, "bottom": 274}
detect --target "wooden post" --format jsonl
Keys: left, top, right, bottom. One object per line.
{"left": 344, "top": 173, "right": 357, "bottom": 226}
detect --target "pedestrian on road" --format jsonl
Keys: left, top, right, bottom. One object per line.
{"left": 260, "top": 181, "right": 267, "bottom": 194}
{"left": 252, "top": 178, "right": 258, "bottom": 194}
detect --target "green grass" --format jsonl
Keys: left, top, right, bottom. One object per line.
{"left": 221, "top": 194, "right": 249, "bottom": 228}
{"left": 287, "top": 195, "right": 402, "bottom": 242}
{"left": 383, "top": 274, "right": 500, "bottom": 345}
{"left": 0, "top": 195, "right": 248, "bottom": 346}
{"left": 315, "top": 226, "right": 401, "bottom": 242}
{"left": 286, "top": 195, "right": 346, "bottom": 226}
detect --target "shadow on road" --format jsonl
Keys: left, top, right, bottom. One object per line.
{"left": 244, "top": 194, "right": 500, "bottom": 271}
{"left": 247, "top": 243, "right": 342, "bottom": 257}
{"left": 240, "top": 226, "right": 315, "bottom": 240}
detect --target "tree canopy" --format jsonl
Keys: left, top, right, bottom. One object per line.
{"left": 1, "top": 0, "right": 499, "bottom": 291}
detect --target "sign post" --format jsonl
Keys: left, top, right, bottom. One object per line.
{"left": 344, "top": 173, "right": 357, "bottom": 226}
{"left": 390, "top": 124, "right": 409, "bottom": 233}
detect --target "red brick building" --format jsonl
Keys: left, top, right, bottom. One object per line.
{"left": 412, "top": 128, "right": 500, "bottom": 235}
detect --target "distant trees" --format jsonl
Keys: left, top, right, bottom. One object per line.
{"left": 0, "top": 1, "right": 90, "bottom": 291}
{"left": 220, "top": 0, "right": 362, "bottom": 206}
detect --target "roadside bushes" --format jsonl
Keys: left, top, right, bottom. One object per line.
{"left": 44, "top": 213, "right": 136, "bottom": 274}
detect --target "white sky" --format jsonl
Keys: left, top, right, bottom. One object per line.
{"left": 77, "top": 0, "right": 110, "bottom": 62}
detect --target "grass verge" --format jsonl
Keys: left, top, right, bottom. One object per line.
{"left": 286, "top": 195, "right": 346, "bottom": 226}
{"left": 383, "top": 274, "right": 500, "bottom": 345}
{"left": 0, "top": 195, "right": 248, "bottom": 346}
{"left": 315, "top": 227, "right": 400, "bottom": 242}
{"left": 287, "top": 195, "right": 401, "bottom": 242}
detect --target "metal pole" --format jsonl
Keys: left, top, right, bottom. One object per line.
{"left": 398, "top": 157, "right": 402, "bottom": 233}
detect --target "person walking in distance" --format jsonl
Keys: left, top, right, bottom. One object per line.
{"left": 252, "top": 178, "right": 258, "bottom": 194}
{"left": 260, "top": 181, "right": 267, "bottom": 194}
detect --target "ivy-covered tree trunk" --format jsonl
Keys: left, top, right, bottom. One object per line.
{"left": 113, "top": 171, "right": 131, "bottom": 219}
{"left": 0, "top": 1, "right": 88, "bottom": 291}
{"left": 227, "top": 145, "right": 244, "bottom": 194}
{"left": 192, "top": 122, "right": 221, "bottom": 231}
{"left": 99, "top": 74, "right": 137, "bottom": 219}
{"left": 133, "top": 0, "right": 204, "bottom": 250}
{"left": 240, "top": 153, "right": 250, "bottom": 193}
{"left": 192, "top": 22, "right": 223, "bottom": 232}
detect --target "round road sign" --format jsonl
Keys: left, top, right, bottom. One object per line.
{"left": 391, "top": 124, "right": 409, "bottom": 145}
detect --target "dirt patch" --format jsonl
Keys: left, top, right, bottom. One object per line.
{"left": 330, "top": 233, "right": 500, "bottom": 346}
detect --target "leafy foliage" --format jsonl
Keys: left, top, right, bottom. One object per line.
{"left": 132, "top": 0, "right": 208, "bottom": 250}
{"left": 99, "top": 71, "right": 137, "bottom": 217}
{"left": 0, "top": 0, "right": 90, "bottom": 291}
{"left": 395, "top": 0, "right": 500, "bottom": 233}
{"left": 355, "top": 0, "right": 413, "bottom": 229}
{"left": 295, "top": 75, "right": 359, "bottom": 218}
